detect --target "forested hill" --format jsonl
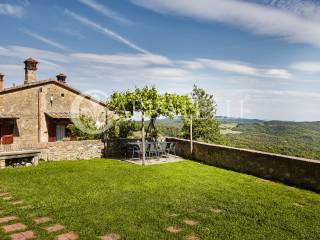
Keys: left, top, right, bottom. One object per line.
{"left": 219, "top": 120, "right": 320, "bottom": 160}
{"left": 156, "top": 117, "right": 320, "bottom": 160}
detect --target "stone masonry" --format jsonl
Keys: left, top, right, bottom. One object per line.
{"left": 167, "top": 137, "right": 320, "bottom": 192}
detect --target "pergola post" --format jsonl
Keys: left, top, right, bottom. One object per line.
{"left": 141, "top": 112, "right": 146, "bottom": 166}
{"left": 190, "top": 115, "right": 193, "bottom": 156}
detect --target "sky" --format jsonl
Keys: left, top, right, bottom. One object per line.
{"left": 0, "top": 0, "right": 320, "bottom": 121}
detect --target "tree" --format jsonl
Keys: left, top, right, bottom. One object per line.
{"left": 192, "top": 84, "right": 217, "bottom": 119}
{"left": 181, "top": 85, "right": 226, "bottom": 145}
{"left": 67, "top": 115, "right": 103, "bottom": 140}
{"left": 107, "top": 86, "right": 196, "bottom": 165}
{"left": 107, "top": 117, "right": 136, "bottom": 139}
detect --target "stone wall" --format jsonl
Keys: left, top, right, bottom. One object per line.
{"left": 0, "top": 140, "right": 105, "bottom": 162}
{"left": 0, "top": 159, "right": 5, "bottom": 169}
{"left": 0, "top": 86, "right": 39, "bottom": 144}
{"left": 167, "top": 138, "right": 320, "bottom": 192}
{"left": 42, "top": 140, "right": 105, "bottom": 161}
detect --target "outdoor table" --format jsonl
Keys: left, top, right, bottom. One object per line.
{"left": 124, "top": 141, "right": 174, "bottom": 160}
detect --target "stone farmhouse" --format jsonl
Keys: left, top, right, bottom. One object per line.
{"left": 0, "top": 58, "right": 106, "bottom": 167}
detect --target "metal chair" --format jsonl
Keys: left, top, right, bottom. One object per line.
{"left": 147, "top": 142, "right": 158, "bottom": 159}
{"left": 168, "top": 142, "right": 177, "bottom": 156}
{"left": 129, "top": 142, "right": 143, "bottom": 160}
{"left": 158, "top": 142, "right": 167, "bottom": 157}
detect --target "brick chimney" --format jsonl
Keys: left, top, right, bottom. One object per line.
{"left": 0, "top": 73, "right": 4, "bottom": 91}
{"left": 56, "top": 73, "right": 66, "bottom": 83}
{"left": 24, "top": 57, "right": 38, "bottom": 84}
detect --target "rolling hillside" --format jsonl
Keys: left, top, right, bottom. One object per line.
{"left": 156, "top": 117, "right": 320, "bottom": 160}
{"left": 219, "top": 119, "right": 320, "bottom": 160}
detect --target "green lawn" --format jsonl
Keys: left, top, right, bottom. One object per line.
{"left": 0, "top": 159, "right": 319, "bottom": 240}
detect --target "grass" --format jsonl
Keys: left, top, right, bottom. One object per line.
{"left": 0, "top": 159, "right": 319, "bottom": 239}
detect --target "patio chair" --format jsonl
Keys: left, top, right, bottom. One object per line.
{"left": 165, "top": 142, "right": 171, "bottom": 155}
{"left": 168, "top": 142, "right": 177, "bottom": 156}
{"left": 158, "top": 142, "right": 167, "bottom": 158}
{"left": 147, "top": 142, "right": 159, "bottom": 159}
{"left": 128, "top": 143, "right": 143, "bottom": 160}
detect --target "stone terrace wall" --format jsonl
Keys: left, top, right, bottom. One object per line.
{"left": 0, "top": 140, "right": 105, "bottom": 161}
{"left": 167, "top": 137, "right": 320, "bottom": 192}
{"left": 42, "top": 140, "right": 105, "bottom": 161}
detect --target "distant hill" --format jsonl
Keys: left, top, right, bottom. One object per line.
{"left": 216, "top": 116, "right": 265, "bottom": 124}
{"left": 221, "top": 120, "right": 320, "bottom": 160}
{"left": 151, "top": 116, "right": 320, "bottom": 160}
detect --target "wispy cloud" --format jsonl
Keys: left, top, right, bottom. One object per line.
{"left": 291, "top": 61, "right": 320, "bottom": 73}
{"left": 0, "top": 3, "right": 24, "bottom": 17}
{"left": 131, "top": 0, "right": 320, "bottom": 48}
{"left": 1, "top": 44, "right": 319, "bottom": 121}
{"left": 65, "top": 9, "right": 149, "bottom": 54}
{"left": 71, "top": 52, "right": 171, "bottom": 66}
{"left": 181, "top": 59, "right": 292, "bottom": 79}
{"left": 20, "top": 28, "right": 68, "bottom": 51}
{"left": 263, "top": 0, "right": 320, "bottom": 20}
{"left": 0, "top": 45, "right": 69, "bottom": 63}
{"left": 78, "top": 0, "right": 132, "bottom": 25}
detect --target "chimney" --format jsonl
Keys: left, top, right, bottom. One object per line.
{"left": 24, "top": 57, "right": 38, "bottom": 84}
{"left": 56, "top": 73, "right": 66, "bottom": 83}
{"left": 0, "top": 73, "right": 4, "bottom": 91}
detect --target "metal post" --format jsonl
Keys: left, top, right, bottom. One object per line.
{"left": 141, "top": 112, "right": 146, "bottom": 166}
{"left": 190, "top": 115, "right": 193, "bottom": 156}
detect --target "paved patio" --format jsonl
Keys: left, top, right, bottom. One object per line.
{"left": 122, "top": 155, "right": 185, "bottom": 165}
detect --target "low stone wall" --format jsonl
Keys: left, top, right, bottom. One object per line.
{"left": 41, "top": 140, "right": 105, "bottom": 161}
{"left": 167, "top": 138, "right": 320, "bottom": 192}
{"left": 0, "top": 140, "right": 105, "bottom": 162}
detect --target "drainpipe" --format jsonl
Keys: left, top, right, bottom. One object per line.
{"left": 38, "top": 88, "right": 41, "bottom": 143}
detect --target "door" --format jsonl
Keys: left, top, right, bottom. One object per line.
{"left": 56, "top": 125, "right": 66, "bottom": 141}
{"left": 0, "top": 123, "right": 14, "bottom": 145}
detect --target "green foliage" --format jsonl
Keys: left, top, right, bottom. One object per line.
{"left": 181, "top": 119, "right": 227, "bottom": 144}
{"left": 222, "top": 120, "right": 320, "bottom": 160}
{"left": 67, "top": 115, "right": 102, "bottom": 140}
{"left": 182, "top": 85, "right": 226, "bottom": 144}
{"left": 107, "top": 86, "right": 196, "bottom": 119}
{"left": 155, "top": 119, "right": 183, "bottom": 138}
{"left": 107, "top": 118, "right": 136, "bottom": 139}
{"left": 192, "top": 84, "right": 217, "bottom": 119}
{"left": 107, "top": 86, "right": 197, "bottom": 142}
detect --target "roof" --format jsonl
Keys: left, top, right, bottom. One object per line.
{"left": 0, "top": 113, "right": 19, "bottom": 119}
{"left": 45, "top": 112, "right": 78, "bottom": 119}
{"left": 0, "top": 79, "right": 106, "bottom": 107}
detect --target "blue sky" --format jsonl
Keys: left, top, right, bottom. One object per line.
{"left": 1, "top": 0, "right": 320, "bottom": 121}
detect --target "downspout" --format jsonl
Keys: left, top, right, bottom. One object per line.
{"left": 38, "top": 88, "right": 41, "bottom": 143}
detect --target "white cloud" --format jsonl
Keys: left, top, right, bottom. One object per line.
{"left": 181, "top": 58, "right": 292, "bottom": 79}
{"left": 0, "top": 45, "right": 69, "bottom": 63}
{"left": 143, "top": 67, "right": 189, "bottom": 78}
{"left": 65, "top": 9, "right": 149, "bottom": 54}
{"left": 131, "top": 0, "right": 320, "bottom": 48}
{"left": 264, "top": 0, "right": 320, "bottom": 20}
{"left": 0, "top": 64, "right": 21, "bottom": 71}
{"left": 215, "top": 88, "right": 320, "bottom": 121}
{"left": 0, "top": 3, "right": 24, "bottom": 18}
{"left": 20, "top": 29, "right": 68, "bottom": 51}
{"left": 78, "top": 0, "right": 132, "bottom": 25}
{"left": 291, "top": 61, "right": 320, "bottom": 73}
{"left": 71, "top": 53, "right": 172, "bottom": 66}
{"left": 1, "top": 44, "right": 319, "bottom": 121}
